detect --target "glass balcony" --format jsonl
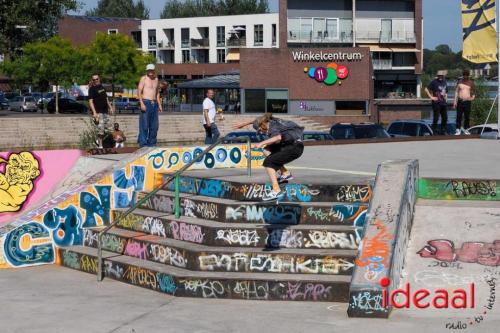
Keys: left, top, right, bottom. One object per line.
{"left": 227, "top": 37, "right": 246, "bottom": 48}
{"left": 181, "top": 39, "right": 190, "bottom": 48}
{"left": 191, "top": 38, "right": 210, "bottom": 48}
{"left": 288, "top": 29, "right": 353, "bottom": 43}
{"left": 157, "top": 40, "right": 175, "bottom": 49}
{"left": 380, "top": 31, "right": 416, "bottom": 43}
{"left": 372, "top": 59, "right": 392, "bottom": 70}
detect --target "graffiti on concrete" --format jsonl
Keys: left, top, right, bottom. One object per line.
{"left": 419, "top": 178, "right": 500, "bottom": 201}
{"left": 418, "top": 239, "right": 500, "bottom": 266}
{"left": 355, "top": 219, "right": 394, "bottom": 281}
{"left": 0, "top": 152, "right": 41, "bottom": 213}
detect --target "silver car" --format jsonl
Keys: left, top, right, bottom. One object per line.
{"left": 9, "top": 96, "right": 38, "bottom": 112}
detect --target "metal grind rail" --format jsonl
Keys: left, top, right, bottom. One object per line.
{"left": 97, "top": 135, "right": 253, "bottom": 281}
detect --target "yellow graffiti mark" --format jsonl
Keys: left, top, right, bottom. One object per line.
{"left": 18, "top": 234, "right": 52, "bottom": 252}
{"left": 0, "top": 152, "right": 41, "bottom": 213}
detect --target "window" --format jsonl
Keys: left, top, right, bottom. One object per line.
{"left": 388, "top": 122, "right": 403, "bottom": 135}
{"left": 217, "top": 26, "right": 225, "bottom": 47}
{"left": 393, "top": 52, "right": 415, "bottom": 67}
{"left": 182, "top": 50, "right": 190, "bottom": 63}
{"left": 108, "top": 29, "right": 118, "bottom": 34}
{"left": 181, "top": 28, "right": 190, "bottom": 48}
{"left": 403, "top": 123, "right": 419, "bottom": 136}
{"left": 266, "top": 90, "right": 288, "bottom": 113}
{"left": 272, "top": 24, "right": 277, "bottom": 46}
{"left": 217, "top": 49, "right": 226, "bottom": 63}
{"left": 254, "top": 24, "right": 263, "bottom": 46}
{"left": 245, "top": 89, "right": 265, "bottom": 113}
{"left": 335, "top": 101, "right": 367, "bottom": 114}
{"left": 131, "top": 31, "right": 142, "bottom": 47}
{"left": 148, "top": 29, "right": 157, "bottom": 48}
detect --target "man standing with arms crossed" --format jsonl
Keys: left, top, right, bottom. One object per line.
{"left": 138, "top": 64, "right": 162, "bottom": 147}
{"left": 202, "top": 89, "right": 219, "bottom": 144}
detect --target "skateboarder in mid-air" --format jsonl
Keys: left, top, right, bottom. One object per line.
{"left": 233, "top": 113, "right": 305, "bottom": 202}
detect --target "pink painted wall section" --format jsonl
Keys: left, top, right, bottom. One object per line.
{"left": 0, "top": 150, "right": 82, "bottom": 224}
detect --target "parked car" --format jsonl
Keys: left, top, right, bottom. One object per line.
{"left": 8, "top": 96, "right": 38, "bottom": 112}
{"left": 114, "top": 96, "right": 140, "bottom": 113}
{"left": 47, "top": 98, "right": 88, "bottom": 114}
{"left": 467, "top": 124, "right": 498, "bottom": 135}
{"left": 223, "top": 131, "right": 268, "bottom": 144}
{"left": 330, "top": 123, "right": 390, "bottom": 140}
{"left": 387, "top": 120, "right": 434, "bottom": 137}
{"left": 0, "top": 95, "right": 9, "bottom": 110}
{"left": 302, "top": 131, "right": 334, "bottom": 141}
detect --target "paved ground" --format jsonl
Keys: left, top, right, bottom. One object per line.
{"left": 1, "top": 264, "right": 497, "bottom": 333}
{"left": 1, "top": 139, "right": 500, "bottom": 332}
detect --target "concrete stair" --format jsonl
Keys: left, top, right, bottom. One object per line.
{"left": 60, "top": 173, "right": 372, "bottom": 302}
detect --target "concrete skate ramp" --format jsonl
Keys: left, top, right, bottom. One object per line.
{"left": 397, "top": 198, "right": 499, "bottom": 330}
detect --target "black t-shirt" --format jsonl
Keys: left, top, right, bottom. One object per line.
{"left": 427, "top": 79, "right": 448, "bottom": 106}
{"left": 89, "top": 84, "right": 109, "bottom": 113}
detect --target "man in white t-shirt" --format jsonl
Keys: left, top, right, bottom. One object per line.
{"left": 202, "top": 89, "right": 220, "bottom": 144}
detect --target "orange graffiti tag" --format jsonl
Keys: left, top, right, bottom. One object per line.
{"left": 355, "top": 220, "right": 393, "bottom": 268}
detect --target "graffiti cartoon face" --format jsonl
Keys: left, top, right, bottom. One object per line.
{"left": 5, "top": 152, "right": 40, "bottom": 185}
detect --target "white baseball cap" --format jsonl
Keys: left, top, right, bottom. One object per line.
{"left": 146, "top": 64, "right": 155, "bottom": 71}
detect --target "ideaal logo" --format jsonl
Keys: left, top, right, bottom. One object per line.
{"left": 304, "top": 63, "right": 349, "bottom": 86}
{"left": 379, "top": 277, "right": 475, "bottom": 309}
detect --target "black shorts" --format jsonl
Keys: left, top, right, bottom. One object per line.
{"left": 263, "top": 142, "right": 304, "bottom": 170}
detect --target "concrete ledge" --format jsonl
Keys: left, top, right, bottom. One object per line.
{"left": 347, "top": 159, "right": 418, "bottom": 318}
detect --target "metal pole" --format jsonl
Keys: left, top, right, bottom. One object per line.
{"left": 497, "top": 0, "right": 500, "bottom": 138}
{"left": 175, "top": 174, "right": 181, "bottom": 218}
{"left": 247, "top": 136, "right": 252, "bottom": 177}
{"left": 97, "top": 235, "right": 102, "bottom": 281}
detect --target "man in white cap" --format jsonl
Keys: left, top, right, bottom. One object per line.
{"left": 137, "top": 63, "right": 162, "bottom": 147}
{"left": 425, "top": 70, "right": 449, "bottom": 135}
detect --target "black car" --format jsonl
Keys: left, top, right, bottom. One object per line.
{"left": 223, "top": 131, "right": 268, "bottom": 144}
{"left": 47, "top": 98, "right": 88, "bottom": 114}
{"left": 330, "top": 123, "right": 390, "bottom": 140}
{"left": 302, "top": 131, "right": 334, "bottom": 141}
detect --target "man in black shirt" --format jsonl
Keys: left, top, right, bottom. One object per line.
{"left": 89, "top": 74, "right": 114, "bottom": 148}
{"left": 425, "top": 70, "right": 448, "bottom": 135}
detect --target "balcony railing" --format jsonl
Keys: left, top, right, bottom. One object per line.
{"left": 157, "top": 40, "right": 175, "bottom": 49}
{"left": 380, "top": 31, "right": 416, "bottom": 43}
{"left": 227, "top": 37, "right": 246, "bottom": 47}
{"left": 357, "top": 30, "right": 416, "bottom": 43}
{"left": 372, "top": 59, "right": 392, "bottom": 70}
{"left": 288, "top": 30, "right": 353, "bottom": 43}
{"left": 148, "top": 40, "right": 157, "bottom": 49}
{"left": 191, "top": 38, "right": 209, "bottom": 48}
{"left": 181, "top": 39, "right": 190, "bottom": 48}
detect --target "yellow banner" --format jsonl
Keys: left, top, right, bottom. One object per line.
{"left": 462, "top": 0, "right": 497, "bottom": 63}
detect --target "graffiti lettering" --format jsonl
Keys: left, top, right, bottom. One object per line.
{"left": 170, "top": 221, "right": 204, "bottom": 243}
{"left": 418, "top": 239, "right": 500, "bottom": 266}
{"left": 305, "top": 231, "right": 359, "bottom": 249}
{"left": 215, "top": 229, "right": 260, "bottom": 246}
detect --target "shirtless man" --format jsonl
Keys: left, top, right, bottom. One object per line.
{"left": 453, "top": 69, "right": 476, "bottom": 135}
{"left": 137, "top": 64, "right": 163, "bottom": 147}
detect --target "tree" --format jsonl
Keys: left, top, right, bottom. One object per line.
{"left": 86, "top": 0, "right": 150, "bottom": 19}
{"left": 83, "top": 32, "right": 155, "bottom": 98}
{"left": 161, "top": 0, "right": 269, "bottom": 19}
{"left": 1, "top": 36, "right": 78, "bottom": 113}
{"left": 470, "top": 78, "right": 497, "bottom": 126}
{"left": 0, "top": 0, "right": 79, "bottom": 60}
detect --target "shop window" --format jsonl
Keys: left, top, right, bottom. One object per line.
{"left": 245, "top": 89, "right": 265, "bottom": 113}
{"left": 335, "top": 100, "right": 367, "bottom": 114}
{"left": 266, "top": 90, "right": 288, "bottom": 113}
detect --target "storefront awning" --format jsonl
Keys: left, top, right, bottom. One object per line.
{"left": 226, "top": 51, "right": 240, "bottom": 61}
{"left": 362, "top": 45, "right": 420, "bottom": 53}
{"left": 177, "top": 73, "right": 240, "bottom": 89}
{"left": 390, "top": 47, "right": 420, "bottom": 52}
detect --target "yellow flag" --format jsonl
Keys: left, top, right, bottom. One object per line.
{"left": 462, "top": 0, "right": 497, "bottom": 63}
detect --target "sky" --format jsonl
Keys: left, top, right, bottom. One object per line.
{"left": 76, "top": 0, "right": 463, "bottom": 51}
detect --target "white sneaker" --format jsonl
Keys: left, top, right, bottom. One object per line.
{"left": 262, "top": 190, "right": 285, "bottom": 202}
{"left": 464, "top": 129, "right": 471, "bottom": 135}
{"left": 455, "top": 129, "right": 461, "bottom": 136}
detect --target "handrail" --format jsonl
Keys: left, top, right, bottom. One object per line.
{"left": 96, "top": 135, "right": 252, "bottom": 281}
